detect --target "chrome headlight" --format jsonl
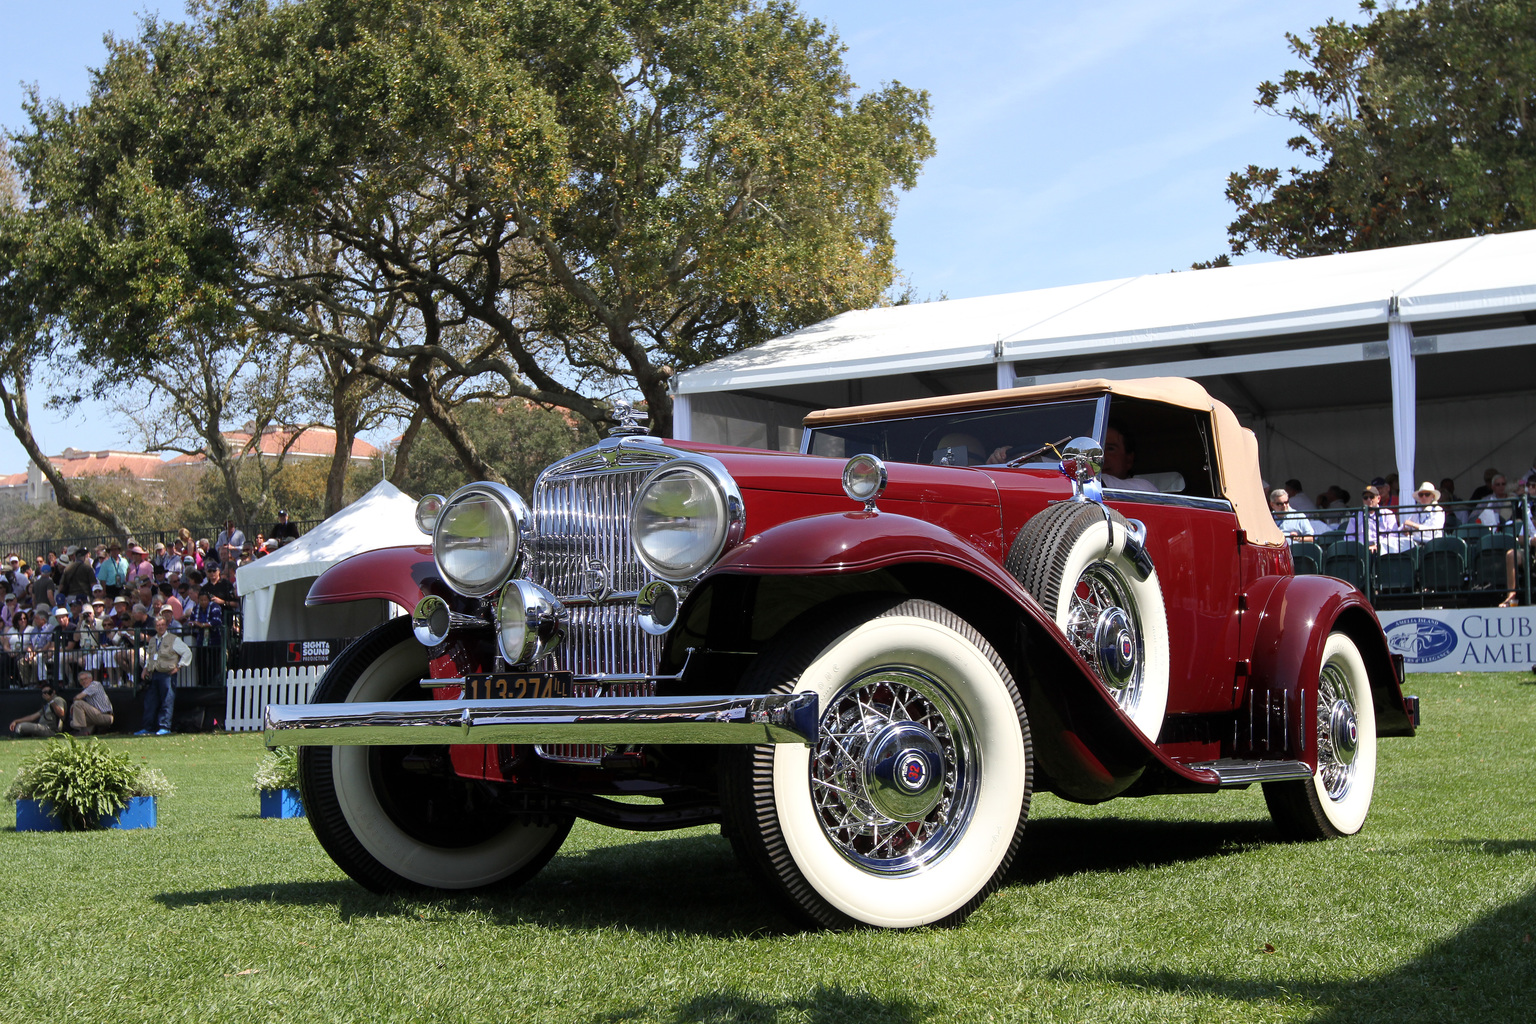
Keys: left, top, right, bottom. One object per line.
{"left": 431, "top": 482, "right": 531, "bottom": 597}
{"left": 629, "top": 457, "right": 743, "bottom": 582}
{"left": 496, "top": 580, "right": 565, "bottom": 665}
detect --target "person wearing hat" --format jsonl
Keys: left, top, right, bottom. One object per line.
{"left": 126, "top": 544, "right": 156, "bottom": 587}
{"left": 96, "top": 540, "right": 129, "bottom": 600}
{"left": 137, "top": 611, "right": 191, "bottom": 736}
{"left": 73, "top": 602, "right": 106, "bottom": 684}
{"left": 270, "top": 509, "right": 300, "bottom": 545}
{"left": 4, "top": 553, "right": 28, "bottom": 594}
{"left": 0, "top": 600, "right": 23, "bottom": 687}
{"left": 57, "top": 546, "right": 96, "bottom": 604}
{"left": 43, "top": 605, "right": 77, "bottom": 686}
{"left": 202, "top": 562, "right": 236, "bottom": 609}
{"left": 1400, "top": 481, "right": 1446, "bottom": 545}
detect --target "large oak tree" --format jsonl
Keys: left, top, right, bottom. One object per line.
{"left": 2, "top": 0, "right": 932, "bottom": 496}
{"left": 1225, "top": 0, "right": 1535, "bottom": 257}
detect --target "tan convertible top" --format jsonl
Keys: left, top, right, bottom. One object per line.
{"left": 804, "top": 377, "right": 1285, "bottom": 547}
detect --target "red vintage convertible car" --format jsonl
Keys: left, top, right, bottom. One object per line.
{"left": 268, "top": 377, "right": 1418, "bottom": 929}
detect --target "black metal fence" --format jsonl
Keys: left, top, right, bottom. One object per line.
{"left": 1285, "top": 497, "right": 1532, "bottom": 609}
{"left": 1, "top": 615, "right": 239, "bottom": 690}
{"left": 0, "top": 519, "right": 323, "bottom": 566}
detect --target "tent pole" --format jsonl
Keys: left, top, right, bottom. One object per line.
{"left": 1387, "top": 301, "right": 1416, "bottom": 505}
{"left": 672, "top": 393, "right": 692, "bottom": 441}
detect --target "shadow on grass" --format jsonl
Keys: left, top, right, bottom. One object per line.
{"left": 1009, "top": 815, "right": 1276, "bottom": 884}
{"left": 156, "top": 815, "right": 1291, "bottom": 935}
{"left": 156, "top": 832, "right": 791, "bottom": 936}
{"left": 591, "top": 984, "right": 930, "bottom": 1024}
{"left": 1439, "top": 837, "right": 1536, "bottom": 856}
{"left": 1048, "top": 882, "right": 1536, "bottom": 1022}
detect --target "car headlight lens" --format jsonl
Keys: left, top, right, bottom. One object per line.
{"left": 496, "top": 580, "right": 565, "bottom": 665}
{"left": 630, "top": 461, "right": 740, "bottom": 581}
{"left": 432, "top": 483, "right": 530, "bottom": 597}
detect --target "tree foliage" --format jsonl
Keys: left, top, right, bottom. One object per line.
{"left": 3, "top": 0, "right": 932, "bottom": 464}
{"left": 392, "top": 400, "right": 598, "bottom": 501}
{"left": 1226, "top": 0, "right": 1536, "bottom": 257}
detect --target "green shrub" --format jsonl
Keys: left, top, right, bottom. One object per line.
{"left": 3, "top": 736, "right": 176, "bottom": 830}
{"left": 251, "top": 746, "right": 299, "bottom": 793}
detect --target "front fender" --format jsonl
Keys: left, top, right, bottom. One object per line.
{"left": 1244, "top": 574, "right": 1414, "bottom": 767}
{"left": 701, "top": 510, "right": 1224, "bottom": 802}
{"left": 305, "top": 545, "right": 446, "bottom": 611}
{"left": 714, "top": 510, "right": 1017, "bottom": 588}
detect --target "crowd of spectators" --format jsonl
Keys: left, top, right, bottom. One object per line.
{"left": 0, "top": 509, "right": 303, "bottom": 697}
{"left": 1270, "top": 453, "right": 1536, "bottom": 607}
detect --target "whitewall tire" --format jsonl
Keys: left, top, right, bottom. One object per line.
{"left": 724, "top": 599, "right": 1032, "bottom": 930}
{"left": 1007, "top": 501, "right": 1171, "bottom": 741}
{"left": 1264, "top": 632, "right": 1377, "bottom": 839}
{"left": 299, "top": 617, "right": 571, "bottom": 892}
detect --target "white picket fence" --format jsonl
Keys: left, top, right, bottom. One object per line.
{"left": 225, "top": 666, "right": 327, "bottom": 732}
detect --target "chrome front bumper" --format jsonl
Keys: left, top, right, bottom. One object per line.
{"left": 264, "top": 692, "right": 819, "bottom": 748}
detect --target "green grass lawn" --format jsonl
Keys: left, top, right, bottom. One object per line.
{"left": 2, "top": 670, "right": 1533, "bottom": 1023}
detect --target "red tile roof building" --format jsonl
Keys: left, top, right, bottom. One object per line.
{"left": 17, "top": 427, "right": 378, "bottom": 504}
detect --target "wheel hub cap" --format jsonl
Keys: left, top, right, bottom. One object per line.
{"left": 1093, "top": 606, "right": 1137, "bottom": 690}
{"left": 1329, "top": 698, "right": 1359, "bottom": 766}
{"left": 808, "top": 669, "right": 976, "bottom": 873}
{"left": 864, "top": 723, "right": 945, "bottom": 821}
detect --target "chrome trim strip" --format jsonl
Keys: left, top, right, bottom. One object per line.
{"left": 264, "top": 692, "right": 819, "bottom": 747}
{"left": 1187, "top": 758, "right": 1313, "bottom": 786}
{"left": 1102, "top": 490, "right": 1234, "bottom": 512}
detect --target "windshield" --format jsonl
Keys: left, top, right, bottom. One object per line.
{"left": 806, "top": 398, "right": 1102, "bottom": 467}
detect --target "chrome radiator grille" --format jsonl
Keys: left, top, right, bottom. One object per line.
{"left": 528, "top": 445, "right": 671, "bottom": 680}
{"left": 530, "top": 467, "right": 654, "bottom": 602}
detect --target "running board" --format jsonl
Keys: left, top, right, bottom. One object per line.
{"left": 1185, "top": 758, "right": 1314, "bottom": 787}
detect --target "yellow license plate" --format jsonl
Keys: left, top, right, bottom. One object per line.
{"left": 463, "top": 672, "right": 572, "bottom": 700}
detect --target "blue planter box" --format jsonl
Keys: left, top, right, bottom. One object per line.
{"left": 260, "top": 788, "right": 305, "bottom": 819}
{"left": 15, "top": 795, "right": 157, "bottom": 831}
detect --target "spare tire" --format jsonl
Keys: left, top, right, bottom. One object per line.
{"left": 1005, "top": 501, "right": 1170, "bottom": 740}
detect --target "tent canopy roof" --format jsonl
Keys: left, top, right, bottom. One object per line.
{"left": 235, "top": 479, "right": 423, "bottom": 595}
{"left": 676, "top": 230, "right": 1536, "bottom": 395}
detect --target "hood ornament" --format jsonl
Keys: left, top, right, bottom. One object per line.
{"left": 608, "top": 399, "right": 648, "bottom": 437}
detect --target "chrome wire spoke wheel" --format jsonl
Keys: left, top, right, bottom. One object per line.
{"left": 723, "top": 599, "right": 1031, "bottom": 929}
{"left": 1262, "top": 632, "right": 1376, "bottom": 840}
{"left": 807, "top": 668, "right": 978, "bottom": 874}
{"left": 1066, "top": 562, "right": 1146, "bottom": 719}
{"left": 1315, "top": 659, "right": 1359, "bottom": 802}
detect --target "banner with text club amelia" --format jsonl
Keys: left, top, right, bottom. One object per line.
{"left": 1376, "top": 608, "right": 1536, "bottom": 673}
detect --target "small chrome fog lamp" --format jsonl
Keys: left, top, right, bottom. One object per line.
{"left": 842, "top": 454, "right": 888, "bottom": 511}
{"left": 496, "top": 580, "right": 567, "bottom": 666}
{"left": 415, "top": 493, "right": 446, "bottom": 534}
{"left": 636, "top": 579, "right": 681, "bottom": 635}
{"left": 412, "top": 594, "right": 452, "bottom": 647}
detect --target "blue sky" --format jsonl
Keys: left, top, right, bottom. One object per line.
{"left": 2, "top": 0, "right": 1360, "bottom": 470}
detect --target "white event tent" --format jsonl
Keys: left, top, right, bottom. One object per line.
{"left": 236, "top": 480, "right": 424, "bottom": 643}
{"left": 673, "top": 231, "right": 1536, "bottom": 496}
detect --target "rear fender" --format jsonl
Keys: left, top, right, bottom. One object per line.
{"left": 686, "top": 511, "right": 1224, "bottom": 802}
{"left": 1244, "top": 575, "right": 1415, "bottom": 769}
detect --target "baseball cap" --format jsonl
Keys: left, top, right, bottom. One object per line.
{"left": 54, "top": 606, "right": 69, "bottom": 616}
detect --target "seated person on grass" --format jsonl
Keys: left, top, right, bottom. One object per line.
{"left": 9, "top": 684, "right": 66, "bottom": 738}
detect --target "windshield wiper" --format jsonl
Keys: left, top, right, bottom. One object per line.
{"left": 1004, "top": 435, "right": 1073, "bottom": 469}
